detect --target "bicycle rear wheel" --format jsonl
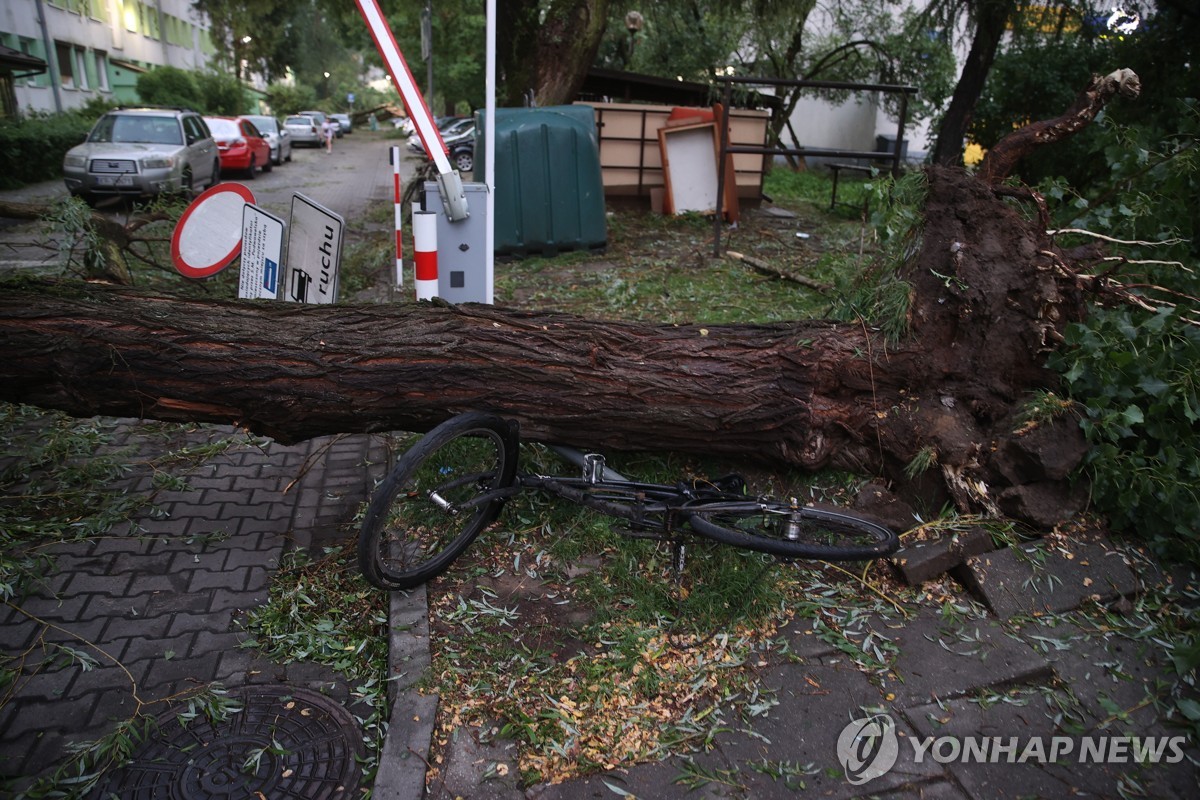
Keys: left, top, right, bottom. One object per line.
{"left": 358, "top": 413, "right": 518, "bottom": 590}
{"left": 687, "top": 501, "right": 898, "bottom": 561}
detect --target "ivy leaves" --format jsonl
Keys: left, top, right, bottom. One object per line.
{"left": 1049, "top": 308, "right": 1200, "bottom": 558}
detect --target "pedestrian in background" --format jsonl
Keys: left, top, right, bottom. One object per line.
{"left": 322, "top": 118, "right": 336, "bottom": 154}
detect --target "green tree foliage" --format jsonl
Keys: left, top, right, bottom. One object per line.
{"left": 135, "top": 66, "right": 203, "bottom": 109}
{"left": 0, "top": 112, "right": 94, "bottom": 189}
{"left": 971, "top": 2, "right": 1199, "bottom": 267}
{"left": 265, "top": 82, "right": 319, "bottom": 117}
{"left": 596, "top": 1, "right": 747, "bottom": 82}
{"left": 1048, "top": 309, "right": 1200, "bottom": 562}
{"left": 192, "top": 0, "right": 301, "bottom": 83}
{"left": 594, "top": 2, "right": 955, "bottom": 149}
{"left": 195, "top": 70, "right": 250, "bottom": 115}
{"left": 134, "top": 66, "right": 248, "bottom": 115}
{"left": 984, "top": 3, "right": 1200, "bottom": 557}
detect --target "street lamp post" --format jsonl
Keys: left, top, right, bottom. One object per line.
{"left": 624, "top": 11, "right": 643, "bottom": 69}
{"left": 237, "top": 35, "right": 253, "bottom": 80}
{"left": 421, "top": 1, "right": 434, "bottom": 104}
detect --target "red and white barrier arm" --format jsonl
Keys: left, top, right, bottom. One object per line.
{"left": 356, "top": 0, "right": 468, "bottom": 221}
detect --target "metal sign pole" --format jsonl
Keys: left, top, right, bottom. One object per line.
{"left": 484, "top": 0, "right": 495, "bottom": 303}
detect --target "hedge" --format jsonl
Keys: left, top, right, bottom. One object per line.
{"left": 0, "top": 114, "right": 95, "bottom": 190}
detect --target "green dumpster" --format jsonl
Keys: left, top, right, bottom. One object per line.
{"left": 475, "top": 106, "right": 607, "bottom": 257}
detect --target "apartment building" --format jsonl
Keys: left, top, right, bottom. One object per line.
{"left": 0, "top": 0, "right": 215, "bottom": 115}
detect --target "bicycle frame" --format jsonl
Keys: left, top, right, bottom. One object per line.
{"left": 357, "top": 412, "right": 898, "bottom": 591}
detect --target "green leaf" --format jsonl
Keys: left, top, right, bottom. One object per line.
{"left": 1121, "top": 405, "right": 1145, "bottom": 426}
{"left": 1176, "top": 699, "right": 1200, "bottom": 722}
{"left": 1137, "top": 377, "right": 1170, "bottom": 397}
{"left": 603, "top": 780, "right": 637, "bottom": 797}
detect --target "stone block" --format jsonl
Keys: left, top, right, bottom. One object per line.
{"left": 877, "top": 608, "right": 1052, "bottom": 707}
{"left": 891, "top": 526, "right": 997, "bottom": 585}
{"left": 709, "top": 661, "right": 942, "bottom": 798}
{"left": 960, "top": 536, "right": 1138, "bottom": 620}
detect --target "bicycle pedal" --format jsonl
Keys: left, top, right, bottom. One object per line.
{"left": 582, "top": 453, "right": 606, "bottom": 484}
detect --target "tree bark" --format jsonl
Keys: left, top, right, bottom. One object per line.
{"left": 0, "top": 278, "right": 881, "bottom": 467}
{"left": 498, "top": 0, "right": 612, "bottom": 107}
{"left": 0, "top": 168, "right": 1093, "bottom": 528}
{"left": 976, "top": 69, "right": 1142, "bottom": 184}
{"left": 931, "top": 0, "right": 1015, "bottom": 167}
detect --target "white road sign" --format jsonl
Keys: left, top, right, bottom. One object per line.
{"left": 239, "top": 204, "right": 285, "bottom": 300}
{"left": 285, "top": 193, "right": 343, "bottom": 304}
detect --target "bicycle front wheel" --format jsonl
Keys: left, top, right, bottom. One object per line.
{"left": 687, "top": 501, "right": 898, "bottom": 561}
{"left": 358, "top": 413, "right": 518, "bottom": 590}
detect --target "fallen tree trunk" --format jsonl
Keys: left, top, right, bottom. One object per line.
{"left": 0, "top": 277, "right": 885, "bottom": 466}
{"left": 0, "top": 167, "right": 1096, "bottom": 527}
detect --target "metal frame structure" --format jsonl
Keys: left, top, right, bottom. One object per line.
{"left": 712, "top": 76, "right": 917, "bottom": 255}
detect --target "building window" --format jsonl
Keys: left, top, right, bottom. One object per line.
{"left": 18, "top": 38, "right": 47, "bottom": 87}
{"left": 94, "top": 50, "right": 110, "bottom": 91}
{"left": 147, "top": 3, "right": 161, "bottom": 40}
{"left": 75, "top": 48, "right": 89, "bottom": 90}
{"left": 55, "top": 41, "right": 76, "bottom": 89}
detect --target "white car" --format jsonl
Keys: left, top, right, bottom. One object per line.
{"left": 244, "top": 115, "right": 292, "bottom": 166}
{"left": 284, "top": 115, "right": 322, "bottom": 147}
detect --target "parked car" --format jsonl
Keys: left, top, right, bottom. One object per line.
{"left": 330, "top": 113, "right": 352, "bottom": 134}
{"left": 284, "top": 115, "right": 322, "bottom": 147}
{"left": 299, "top": 110, "right": 341, "bottom": 138}
{"left": 407, "top": 116, "right": 472, "bottom": 153}
{"left": 62, "top": 106, "right": 220, "bottom": 203}
{"left": 449, "top": 139, "right": 474, "bottom": 173}
{"left": 243, "top": 115, "right": 292, "bottom": 166}
{"left": 203, "top": 116, "right": 272, "bottom": 178}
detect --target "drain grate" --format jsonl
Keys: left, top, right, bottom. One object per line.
{"left": 91, "top": 685, "right": 364, "bottom": 799}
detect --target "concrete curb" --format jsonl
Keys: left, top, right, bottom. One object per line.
{"left": 373, "top": 580, "right": 437, "bottom": 798}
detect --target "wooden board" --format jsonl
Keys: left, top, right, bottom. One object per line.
{"left": 657, "top": 121, "right": 740, "bottom": 221}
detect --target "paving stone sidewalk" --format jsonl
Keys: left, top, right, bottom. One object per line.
{"left": 0, "top": 417, "right": 389, "bottom": 794}
{"left": 416, "top": 551, "right": 1200, "bottom": 800}
{"left": 4, "top": 413, "right": 1199, "bottom": 799}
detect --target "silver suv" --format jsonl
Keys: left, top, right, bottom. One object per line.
{"left": 62, "top": 107, "right": 220, "bottom": 202}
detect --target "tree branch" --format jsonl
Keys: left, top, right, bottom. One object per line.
{"left": 977, "top": 69, "right": 1142, "bottom": 184}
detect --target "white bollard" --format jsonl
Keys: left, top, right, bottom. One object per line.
{"left": 391, "top": 146, "right": 403, "bottom": 286}
{"left": 413, "top": 210, "right": 438, "bottom": 301}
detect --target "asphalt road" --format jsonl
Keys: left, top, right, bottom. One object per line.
{"left": 221, "top": 128, "right": 423, "bottom": 225}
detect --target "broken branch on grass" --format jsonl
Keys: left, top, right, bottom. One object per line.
{"left": 725, "top": 250, "right": 831, "bottom": 292}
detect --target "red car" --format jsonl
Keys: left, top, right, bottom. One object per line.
{"left": 203, "top": 116, "right": 272, "bottom": 179}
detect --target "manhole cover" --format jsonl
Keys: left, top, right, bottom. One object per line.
{"left": 91, "top": 685, "right": 363, "bottom": 799}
